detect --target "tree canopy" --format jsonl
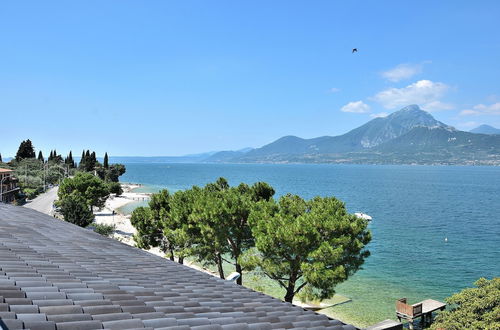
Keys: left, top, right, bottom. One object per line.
{"left": 59, "top": 191, "right": 94, "bottom": 227}
{"left": 431, "top": 277, "right": 499, "bottom": 330}
{"left": 242, "top": 194, "right": 371, "bottom": 302}
{"left": 58, "top": 172, "right": 109, "bottom": 210}
{"left": 15, "top": 139, "right": 36, "bottom": 161}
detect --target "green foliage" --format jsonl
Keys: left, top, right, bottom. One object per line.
{"left": 79, "top": 149, "right": 98, "bottom": 172}
{"left": 164, "top": 188, "right": 201, "bottom": 263}
{"left": 23, "top": 188, "right": 40, "bottom": 200}
{"left": 431, "top": 278, "right": 500, "bottom": 330}
{"left": 58, "top": 172, "right": 109, "bottom": 210}
{"left": 64, "top": 151, "right": 75, "bottom": 168}
{"left": 104, "top": 152, "right": 109, "bottom": 169}
{"left": 37, "top": 151, "right": 44, "bottom": 162}
{"left": 130, "top": 206, "right": 160, "bottom": 250}
{"left": 15, "top": 139, "right": 36, "bottom": 161}
{"left": 190, "top": 179, "right": 275, "bottom": 283}
{"left": 107, "top": 182, "right": 123, "bottom": 196}
{"left": 106, "top": 164, "right": 126, "bottom": 182}
{"left": 92, "top": 223, "right": 116, "bottom": 236}
{"left": 59, "top": 192, "right": 94, "bottom": 227}
{"left": 242, "top": 194, "right": 371, "bottom": 302}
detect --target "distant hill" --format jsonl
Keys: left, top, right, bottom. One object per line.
{"left": 204, "top": 148, "right": 254, "bottom": 163}
{"left": 209, "top": 105, "right": 500, "bottom": 165}
{"left": 111, "top": 149, "right": 253, "bottom": 164}
{"left": 470, "top": 124, "right": 500, "bottom": 135}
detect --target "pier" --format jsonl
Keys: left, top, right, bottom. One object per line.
{"left": 396, "top": 298, "right": 446, "bottom": 329}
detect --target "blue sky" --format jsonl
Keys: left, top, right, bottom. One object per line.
{"left": 1, "top": 1, "right": 500, "bottom": 157}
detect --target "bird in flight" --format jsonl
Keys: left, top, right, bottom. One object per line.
{"left": 352, "top": 48, "right": 358, "bottom": 53}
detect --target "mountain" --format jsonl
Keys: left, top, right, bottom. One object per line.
{"left": 234, "top": 105, "right": 455, "bottom": 163}
{"left": 204, "top": 148, "right": 254, "bottom": 163}
{"left": 212, "top": 105, "right": 500, "bottom": 165}
{"left": 470, "top": 124, "right": 500, "bottom": 135}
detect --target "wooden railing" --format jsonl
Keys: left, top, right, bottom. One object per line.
{"left": 396, "top": 298, "right": 422, "bottom": 317}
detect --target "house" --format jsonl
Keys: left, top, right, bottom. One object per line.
{"left": 0, "top": 168, "right": 19, "bottom": 203}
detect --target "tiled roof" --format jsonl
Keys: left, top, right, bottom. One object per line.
{"left": 0, "top": 169, "right": 13, "bottom": 174}
{"left": 0, "top": 204, "right": 357, "bottom": 330}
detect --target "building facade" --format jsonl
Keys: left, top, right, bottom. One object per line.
{"left": 0, "top": 168, "right": 20, "bottom": 203}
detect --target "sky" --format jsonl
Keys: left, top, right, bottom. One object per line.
{"left": 1, "top": 1, "right": 500, "bottom": 157}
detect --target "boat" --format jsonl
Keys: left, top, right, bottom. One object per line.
{"left": 354, "top": 212, "right": 372, "bottom": 221}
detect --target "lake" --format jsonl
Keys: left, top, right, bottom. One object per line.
{"left": 119, "top": 163, "right": 500, "bottom": 327}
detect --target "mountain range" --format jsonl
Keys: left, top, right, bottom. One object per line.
{"left": 469, "top": 124, "right": 500, "bottom": 135}
{"left": 204, "top": 105, "right": 500, "bottom": 165}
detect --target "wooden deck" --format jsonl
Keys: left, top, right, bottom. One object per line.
{"left": 396, "top": 298, "right": 446, "bottom": 329}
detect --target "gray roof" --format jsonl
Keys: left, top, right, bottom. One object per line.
{"left": 0, "top": 204, "right": 356, "bottom": 330}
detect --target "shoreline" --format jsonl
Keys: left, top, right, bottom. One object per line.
{"left": 93, "top": 182, "right": 361, "bottom": 327}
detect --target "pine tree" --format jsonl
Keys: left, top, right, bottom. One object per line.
{"left": 15, "top": 139, "right": 36, "bottom": 161}
{"left": 38, "top": 151, "right": 44, "bottom": 162}
{"left": 0, "top": 153, "right": 3, "bottom": 163}
{"left": 104, "top": 152, "right": 109, "bottom": 169}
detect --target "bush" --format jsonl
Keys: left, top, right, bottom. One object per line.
{"left": 92, "top": 223, "right": 116, "bottom": 236}
{"left": 107, "top": 182, "right": 123, "bottom": 196}
{"left": 23, "top": 188, "right": 40, "bottom": 200}
{"left": 59, "top": 192, "right": 94, "bottom": 227}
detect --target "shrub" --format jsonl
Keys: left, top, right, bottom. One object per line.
{"left": 92, "top": 223, "right": 116, "bottom": 236}
{"left": 59, "top": 192, "right": 94, "bottom": 227}
{"left": 23, "top": 188, "right": 40, "bottom": 200}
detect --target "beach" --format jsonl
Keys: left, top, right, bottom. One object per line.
{"left": 93, "top": 183, "right": 222, "bottom": 277}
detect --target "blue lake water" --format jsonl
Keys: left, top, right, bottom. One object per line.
{"left": 120, "top": 163, "right": 500, "bottom": 326}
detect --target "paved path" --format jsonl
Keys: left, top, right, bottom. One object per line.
{"left": 23, "top": 186, "right": 59, "bottom": 215}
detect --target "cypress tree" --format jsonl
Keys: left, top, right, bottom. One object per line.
{"left": 104, "top": 152, "right": 109, "bottom": 169}
{"left": 67, "top": 151, "right": 74, "bottom": 168}
{"left": 80, "top": 150, "right": 85, "bottom": 167}
{"left": 0, "top": 153, "right": 2, "bottom": 163}
{"left": 38, "top": 151, "right": 44, "bottom": 162}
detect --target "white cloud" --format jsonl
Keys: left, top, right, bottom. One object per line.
{"left": 341, "top": 101, "right": 371, "bottom": 113}
{"left": 370, "top": 112, "right": 389, "bottom": 118}
{"left": 329, "top": 87, "right": 341, "bottom": 93}
{"left": 459, "top": 102, "right": 500, "bottom": 116}
{"left": 381, "top": 63, "right": 423, "bottom": 82}
{"left": 373, "top": 80, "right": 451, "bottom": 111}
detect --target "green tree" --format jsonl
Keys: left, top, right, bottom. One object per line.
{"left": 59, "top": 192, "right": 94, "bottom": 227}
{"left": 130, "top": 206, "right": 160, "bottom": 250}
{"left": 104, "top": 152, "right": 109, "bottom": 169}
{"left": 65, "top": 151, "right": 74, "bottom": 168}
{"left": 190, "top": 178, "right": 275, "bottom": 284}
{"left": 431, "top": 277, "right": 499, "bottom": 330}
{"left": 130, "top": 190, "right": 173, "bottom": 258}
{"left": 105, "top": 164, "right": 126, "bottom": 182}
{"left": 0, "top": 153, "right": 2, "bottom": 163}
{"left": 15, "top": 139, "right": 36, "bottom": 161}
{"left": 242, "top": 194, "right": 371, "bottom": 303}
{"left": 164, "top": 187, "right": 203, "bottom": 264}
{"left": 37, "top": 151, "right": 44, "bottom": 162}
{"left": 80, "top": 150, "right": 85, "bottom": 168}
{"left": 107, "top": 182, "right": 123, "bottom": 196}
{"left": 58, "top": 172, "right": 109, "bottom": 210}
